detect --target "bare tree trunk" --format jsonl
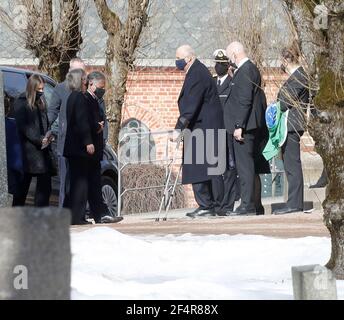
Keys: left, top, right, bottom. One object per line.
{"left": 284, "top": 0, "right": 344, "bottom": 278}
{"left": 0, "top": 0, "right": 83, "bottom": 82}
{"left": 104, "top": 35, "right": 130, "bottom": 148}
{"left": 94, "top": 0, "right": 149, "bottom": 150}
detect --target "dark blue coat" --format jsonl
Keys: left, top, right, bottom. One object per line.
{"left": 175, "top": 59, "right": 225, "bottom": 185}
{"left": 5, "top": 117, "right": 24, "bottom": 195}
{"left": 5, "top": 117, "right": 23, "bottom": 174}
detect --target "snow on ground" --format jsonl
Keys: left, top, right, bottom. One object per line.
{"left": 71, "top": 227, "right": 344, "bottom": 300}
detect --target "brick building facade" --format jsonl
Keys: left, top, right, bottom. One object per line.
{"left": 120, "top": 66, "right": 290, "bottom": 208}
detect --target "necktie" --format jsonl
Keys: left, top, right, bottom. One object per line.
{"left": 218, "top": 79, "right": 221, "bottom": 86}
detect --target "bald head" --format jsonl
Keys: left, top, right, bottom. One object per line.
{"left": 226, "top": 42, "right": 247, "bottom": 65}
{"left": 70, "top": 57, "right": 86, "bottom": 72}
{"left": 176, "top": 45, "right": 195, "bottom": 59}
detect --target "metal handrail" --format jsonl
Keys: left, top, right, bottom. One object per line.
{"left": 117, "top": 129, "right": 181, "bottom": 216}
{"left": 116, "top": 129, "right": 287, "bottom": 216}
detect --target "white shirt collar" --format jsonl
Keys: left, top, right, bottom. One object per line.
{"left": 290, "top": 66, "right": 300, "bottom": 76}
{"left": 87, "top": 89, "right": 97, "bottom": 99}
{"left": 217, "top": 74, "right": 228, "bottom": 85}
{"left": 236, "top": 57, "right": 250, "bottom": 70}
{"left": 186, "top": 59, "right": 196, "bottom": 74}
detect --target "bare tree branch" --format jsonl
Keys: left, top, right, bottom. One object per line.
{"left": 94, "top": 0, "right": 150, "bottom": 149}
{"left": 0, "top": 0, "right": 84, "bottom": 81}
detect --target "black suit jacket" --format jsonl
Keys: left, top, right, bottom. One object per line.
{"left": 175, "top": 59, "right": 225, "bottom": 184}
{"left": 224, "top": 60, "right": 267, "bottom": 134}
{"left": 277, "top": 67, "right": 309, "bottom": 133}
{"left": 64, "top": 91, "right": 104, "bottom": 161}
{"left": 216, "top": 75, "right": 232, "bottom": 108}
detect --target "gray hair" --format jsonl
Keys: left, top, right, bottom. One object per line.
{"left": 87, "top": 71, "right": 106, "bottom": 85}
{"left": 177, "top": 45, "right": 196, "bottom": 59}
{"left": 66, "top": 68, "right": 86, "bottom": 91}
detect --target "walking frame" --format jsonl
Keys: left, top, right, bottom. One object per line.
{"left": 117, "top": 130, "right": 183, "bottom": 222}
{"left": 156, "top": 133, "right": 183, "bottom": 222}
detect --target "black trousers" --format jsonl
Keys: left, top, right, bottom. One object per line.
{"left": 282, "top": 132, "right": 304, "bottom": 209}
{"left": 233, "top": 132, "right": 256, "bottom": 210}
{"left": 192, "top": 175, "right": 229, "bottom": 212}
{"left": 13, "top": 172, "right": 51, "bottom": 207}
{"left": 215, "top": 169, "right": 238, "bottom": 212}
{"left": 67, "top": 157, "right": 108, "bottom": 224}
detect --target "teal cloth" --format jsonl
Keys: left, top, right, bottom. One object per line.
{"left": 263, "top": 101, "right": 288, "bottom": 161}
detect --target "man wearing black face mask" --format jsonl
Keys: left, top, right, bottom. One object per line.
{"left": 212, "top": 49, "right": 239, "bottom": 215}
{"left": 64, "top": 71, "right": 122, "bottom": 224}
{"left": 224, "top": 42, "right": 270, "bottom": 216}
{"left": 213, "top": 49, "right": 232, "bottom": 105}
{"left": 173, "top": 45, "right": 226, "bottom": 218}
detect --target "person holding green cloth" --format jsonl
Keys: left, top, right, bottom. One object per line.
{"left": 263, "top": 101, "right": 289, "bottom": 161}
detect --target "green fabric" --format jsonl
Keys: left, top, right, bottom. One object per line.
{"left": 263, "top": 102, "right": 288, "bottom": 161}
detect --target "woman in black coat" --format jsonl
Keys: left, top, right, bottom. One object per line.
{"left": 274, "top": 45, "right": 310, "bottom": 215}
{"left": 13, "top": 74, "right": 55, "bottom": 207}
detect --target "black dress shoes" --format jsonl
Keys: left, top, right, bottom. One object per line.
{"left": 309, "top": 182, "right": 327, "bottom": 189}
{"left": 273, "top": 207, "right": 303, "bottom": 215}
{"left": 216, "top": 211, "right": 231, "bottom": 217}
{"left": 93, "top": 215, "right": 124, "bottom": 224}
{"left": 73, "top": 219, "right": 93, "bottom": 226}
{"left": 99, "top": 215, "right": 124, "bottom": 224}
{"left": 186, "top": 208, "right": 216, "bottom": 218}
{"left": 256, "top": 206, "right": 265, "bottom": 216}
{"left": 230, "top": 206, "right": 257, "bottom": 216}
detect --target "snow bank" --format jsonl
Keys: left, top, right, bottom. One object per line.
{"left": 71, "top": 227, "right": 344, "bottom": 300}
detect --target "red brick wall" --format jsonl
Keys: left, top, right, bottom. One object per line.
{"left": 121, "top": 67, "right": 288, "bottom": 208}
{"left": 11, "top": 64, "right": 307, "bottom": 209}
{"left": 123, "top": 67, "right": 287, "bottom": 127}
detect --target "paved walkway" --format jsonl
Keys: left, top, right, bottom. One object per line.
{"left": 71, "top": 208, "right": 329, "bottom": 238}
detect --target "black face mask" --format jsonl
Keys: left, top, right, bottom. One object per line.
{"left": 229, "top": 61, "right": 238, "bottom": 70}
{"left": 215, "top": 63, "right": 229, "bottom": 77}
{"left": 36, "top": 91, "right": 44, "bottom": 101}
{"left": 95, "top": 88, "right": 106, "bottom": 100}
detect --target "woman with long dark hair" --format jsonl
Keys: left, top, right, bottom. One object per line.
{"left": 273, "top": 44, "right": 310, "bottom": 215}
{"left": 13, "top": 74, "right": 55, "bottom": 207}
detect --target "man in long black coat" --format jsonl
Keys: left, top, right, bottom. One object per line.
{"left": 224, "top": 42, "right": 270, "bottom": 215}
{"left": 64, "top": 72, "right": 122, "bottom": 225}
{"left": 173, "top": 45, "right": 226, "bottom": 218}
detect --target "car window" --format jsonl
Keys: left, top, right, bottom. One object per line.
{"left": 44, "top": 81, "right": 56, "bottom": 107}
{"left": 3, "top": 71, "right": 27, "bottom": 98}
{"left": 2, "top": 71, "right": 27, "bottom": 116}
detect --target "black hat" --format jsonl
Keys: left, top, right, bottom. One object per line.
{"left": 213, "top": 49, "right": 229, "bottom": 63}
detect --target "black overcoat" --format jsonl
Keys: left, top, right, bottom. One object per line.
{"left": 277, "top": 66, "right": 309, "bottom": 133}
{"left": 64, "top": 91, "right": 104, "bottom": 161}
{"left": 13, "top": 93, "right": 51, "bottom": 175}
{"left": 175, "top": 59, "right": 226, "bottom": 185}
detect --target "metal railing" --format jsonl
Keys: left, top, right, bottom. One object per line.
{"left": 117, "top": 129, "right": 182, "bottom": 216}
{"left": 116, "top": 129, "right": 287, "bottom": 216}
